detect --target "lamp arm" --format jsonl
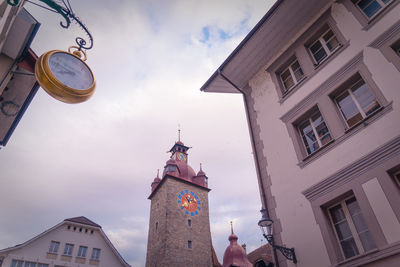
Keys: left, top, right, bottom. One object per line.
{"left": 7, "top": 0, "right": 93, "bottom": 50}
{"left": 274, "top": 245, "right": 297, "bottom": 264}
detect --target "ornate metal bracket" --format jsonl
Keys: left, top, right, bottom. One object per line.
{"left": 7, "top": 0, "right": 93, "bottom": 50}
{"left": 274, "top": 244, "right": 297, "bottom": 263}
{"left": 263, "top": 234, "right": 297, "bottom": 264}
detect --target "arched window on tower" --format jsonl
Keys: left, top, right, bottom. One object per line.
{"left": 254, "top": 259, "right": 273, "bottom": 267}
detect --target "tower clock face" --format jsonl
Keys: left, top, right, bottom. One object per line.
{"left": 177, "top": 152, "right": 186, "bottom": 161}
{"left": 177, "top": 190, "right": 201, "bottom": 216}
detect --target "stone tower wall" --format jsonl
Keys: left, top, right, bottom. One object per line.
{"left": 146, "top": 176, "right": 212, "bottom": 267}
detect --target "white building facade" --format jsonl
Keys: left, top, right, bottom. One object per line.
{"left": 202, "top": 0, "right": 400, "bottom": 266}
{"left": 0, "top": 217, "right": 130, "bottom": 267}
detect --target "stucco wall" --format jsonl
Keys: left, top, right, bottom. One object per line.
{"left": 248, "top": 2, "right": 400, "bottom": 267}
{"left": 0, "top": 223, "right": 126, "bottom": 267}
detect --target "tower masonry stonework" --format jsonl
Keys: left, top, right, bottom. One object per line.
{"left": 145, "top": 140, "right": 213, "bottom": 267}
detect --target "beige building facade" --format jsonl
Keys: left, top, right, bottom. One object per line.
{"left": 0, "top": 217, "right": 130, "bottom": 267}
{"left": 202, "top": 0, "right": 400, "bottom": 266}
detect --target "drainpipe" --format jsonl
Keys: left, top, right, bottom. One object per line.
{"left": 217, "top": 70, "right": 280, "bottom": 267}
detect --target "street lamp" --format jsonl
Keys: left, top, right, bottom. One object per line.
{"left": 258, "top": 209, "right": 297, "bottom": 264}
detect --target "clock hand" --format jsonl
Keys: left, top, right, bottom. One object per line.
{"left": 57, "top": 70, "right": 75, "bottom": 76}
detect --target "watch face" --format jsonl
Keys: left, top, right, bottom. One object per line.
{"left": 48, "top": 52, "right": 94, "bottom": 90}
{"left": 177, "top": 190, "right": 201, "bottom": 216}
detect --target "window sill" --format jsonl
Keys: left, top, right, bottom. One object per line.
{"left": 344, "top": 105, "right": 385, "bottom": 133}
{"left": 335, "top": 240, "right": 400, "bottom": 267}
{"left": 362, "top": 1, "right": 400, "bottom": 31}
{"left": 60, "top": 255, "right": 72, "bottom": 262}
{"left": 89, "top": 259, "right": 100, "bottom": 266}
{"left": 46, "top": 252, "right": 58, "bottom": 260}
{"left": 298, "top": 102, "right": 392, "bottom": 169}
{"left": 298, "top": 139, "right": 335, "bottom": 168}
{"left": 75, "top": 257, "right": 86, "bottom": 264}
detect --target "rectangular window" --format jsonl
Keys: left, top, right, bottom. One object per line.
{"left": 279, "top": 59, "right": 304, "bottom": 94}
{"left": 11, "top": 260, "right": 23, "bottom": 267}
{"left": 188, "top": 240, "right": 192, "bottom": 249}
{"left": 354, "top": 0, "right": 393, "bottom": 18}
{"left": 91, "top": 248, "right": 101, "bottom": 260}
{"left": 63, "top": 243, "right": 74, "bottom": 256}
{"left": 392, "top": 40, "right": 400, "bottom": 56}
{"left": 298, "top": 108, "right": 332, "bottom": 155}
{"left": 188, "top": 219, "right": 191, "bottom": 227}
{"left": 334, "top": 77, "right": 380, "bottom": 128}
{"left": 37, "top": 264, "right": 49, "bottom": 267}
{"left": 77, "top": 246, "right": 87, "bottom": 258}
{"left": 24, "top": 263, "right": 36, "bottom": 267}
{"left": 393, "top": 170, "right": 400, "bottom": 188}
{"left": 309, "top": 26, "right": 340, "bottom": 65}
{"left": 328, "top": 196, "right": 376, "bottom": 259}
{"left": 48, "top": 241, "right": 60, "bottom": 254}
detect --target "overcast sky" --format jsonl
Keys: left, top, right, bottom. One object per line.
{"left": 0, "top": 1, "right": 275, "bottom": 266}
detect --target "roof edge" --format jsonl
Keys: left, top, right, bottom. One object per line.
{"left": 200, "top": 0, "right": 284, "bottom": 92}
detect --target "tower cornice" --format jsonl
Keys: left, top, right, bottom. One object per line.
{"left": 148, "top": 174, "right": 211, "bottom": 200}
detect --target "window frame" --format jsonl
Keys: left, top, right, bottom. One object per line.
{"left": 48, "top": 241, "right": 60, "bottom": 254}
{"left": 24, "top": 262, "right": 36, "bottom": 267}
{"left": 11, "top": 260, "right": 23, "bottom": 267}
{"left": 342, "top": 0, "right": 399, "bottom": 30}
{"left": 327, "top": 195, "right": 376, "bottom": 259}
{"left": 77, "top": 246, "right": 88, "bottom": 258}
{"left": 187, "top": 240, "right": 192, "bottom": 249}
{"left": 353, "top": 0, "right": 394, "bottom": 20}
{"left": 332, "top": 76, "right": 382, "bottom": 129}
{"left": 63, "top": 243, "right": 74, "bottom": 256}
{"left": 392, "top": 170, "right": 400, "bottom": 188}
{"left": 307, "top": 24, "right": 342, "bottom": 66}
{"left": 294, "top": 106, "right": 333, "bottom": 157}
{"left": 279, "top": 58, "right": 305, "bottom": 95}
{"left": 91, "top": 248, "right": 101, "bottom": 260}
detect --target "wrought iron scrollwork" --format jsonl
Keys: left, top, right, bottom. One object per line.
{"left": 264, "top": 234, "right": 297, "bottom": 264}
{"left": 7, "top": 0, "right": 93, "bottom": 50}
{"left": 275, "top": 245, "right": 297, "bottom": 263}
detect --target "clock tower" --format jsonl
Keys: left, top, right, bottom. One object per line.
{"left": 145, "top": 139, "right": 213, "bottom": 267}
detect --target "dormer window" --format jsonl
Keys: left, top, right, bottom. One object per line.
{"left": 164, "top": 165, "right": 178, "bottom": 174}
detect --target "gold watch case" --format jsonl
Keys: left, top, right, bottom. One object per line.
{"left": 35, "top": 50, "right": 96, "bottom": 104}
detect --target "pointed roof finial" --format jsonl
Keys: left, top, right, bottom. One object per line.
{"left": 157, "top": 169, "right": 160, "bottom": 178}
{"left": 230, "top": 221, "right": 234, "bottom": 234}
{"left": 178, "top": 124, "right": 181, "bottom": 142}
{"left": 200, "top": 163, "right": 203, "bottom": 171}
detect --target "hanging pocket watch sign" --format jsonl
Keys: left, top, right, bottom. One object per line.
{"left": 35, "top": 46, "right": 96, "bottom": 104}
